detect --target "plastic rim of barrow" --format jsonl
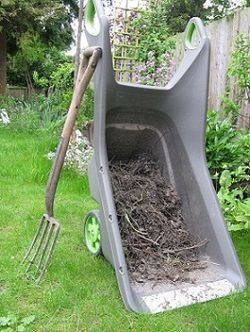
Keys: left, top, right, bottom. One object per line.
{"left": 85, "top": 215, "right": 101, "bottom": 254}
{"left": 85, "top": 0, "right": 101, "bottom": 36}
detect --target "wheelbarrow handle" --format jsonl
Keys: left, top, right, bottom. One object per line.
{"left": 183, "top": 17, "right": 208, "bottom": 51}
{"left": 45, "top": 47, "right": 102, "bottom": 217}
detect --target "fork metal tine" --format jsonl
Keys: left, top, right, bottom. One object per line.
{"left": 23, "top": 215, "right": 60, "bottom": 283}
{"left": 25, "top": 217, "right": 50, "bottom": 273}
{"left": 34, "top": 222, "right": 55, "bottom": 276}
{"left": 22, "top": 215, "right": 46, "bottom": 264}
{"left": 36, "top": 221, "right": 60, "bottom": 283}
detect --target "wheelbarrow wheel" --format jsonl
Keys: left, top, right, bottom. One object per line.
{"left": 83, "top": 210, "right": 102, "bottom": 256}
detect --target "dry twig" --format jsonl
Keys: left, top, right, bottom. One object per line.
{"left": 110, "top": 153, "right": 208, "bottom": 283}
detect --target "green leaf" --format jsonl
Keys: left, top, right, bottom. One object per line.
{"left": 17, "top": 325, "right": 26, "bottom": 332}
{"left": 0, "top": 317, "right": 11, "bottom": 327}
{"left": 229, "top": 224, "right": 245, "bottom": 231}
{"left": 244, "top": 220, "right": 250, "bottom": 229}
{"left": 20, "top": 315, "right": 35, "bottom": 326}
{"left": 7, "top": 314, "right": 17, "bottom": 325}
{"left": 237, "top": 201, "right": 250, "bottom": 213}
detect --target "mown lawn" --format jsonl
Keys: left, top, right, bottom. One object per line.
{"left": 0, "top": 127, "right": 250, "bottom": 332}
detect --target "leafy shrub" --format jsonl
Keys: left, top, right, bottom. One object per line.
{"left": 206, "top": 111, "right": 250, "bottom": 179}
{"left": 220, "top": 95, "right": 240, "bottom": 125}
{"left": 206, "top": 110, "right": 250, "bottom": 230}
{"left": 207, "top": 112, "right": 238, "bottom": 176}
{"left": 218, "top": 167, "right": 250, "bottom": 231}
{"left": 49, "top": 63, "right": 74, "bottom": 90}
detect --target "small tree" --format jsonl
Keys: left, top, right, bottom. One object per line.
{"left": 0, "top": 0, "right": 78, "bottom": 94}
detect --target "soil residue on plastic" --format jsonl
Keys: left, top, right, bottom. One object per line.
{"left": 110, "top": 153, "right": 208, "bottom": 283}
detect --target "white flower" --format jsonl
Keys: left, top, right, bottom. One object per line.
{"left": 47, "top": 129, "right": 94, "bottom": 174}
{"left": 218, "top": 5, "right": 224, "bottom": 12}
{"left": 0, "top": 109, "right": 10, "bottom": 124}
{"left": 203, "top": 0, "right": 214, "bottom": 9}
{"left": 47, "top": 152, "right": 55, "bottom": 160}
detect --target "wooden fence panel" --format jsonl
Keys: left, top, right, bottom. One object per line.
{"left": 6, "top": 86, "right": 28, "bottom": 100}
{"left": 6, "top": 86, "right": 46, "bottom": 100}
{"left": 174, "top": 8, "right": 250, "bottom": 127}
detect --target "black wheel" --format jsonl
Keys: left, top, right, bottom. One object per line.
{"left": 83, "top": 210, "right": 102, "bottom": 256}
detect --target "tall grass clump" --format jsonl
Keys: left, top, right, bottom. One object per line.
{"left": 0, "top": 87, "right": 94, "bottom": 134}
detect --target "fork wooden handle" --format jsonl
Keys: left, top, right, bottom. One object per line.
{"left": 45, "top": 47, "right": 102, "bottom": 217}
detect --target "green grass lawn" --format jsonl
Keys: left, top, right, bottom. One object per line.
{"left": 0, "top": 127, "right": 250, "bottom": 332}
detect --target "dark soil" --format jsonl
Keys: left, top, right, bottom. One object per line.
{"left": 110, "top": 153, "right": 208, "bottom": 283}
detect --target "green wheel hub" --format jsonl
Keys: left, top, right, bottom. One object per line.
{"left": 84, "top": 213, "right": 101, "bottom": 255}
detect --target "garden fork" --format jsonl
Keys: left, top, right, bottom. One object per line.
{"left": 23, "top": 47, "right": 102, "bottom": 283}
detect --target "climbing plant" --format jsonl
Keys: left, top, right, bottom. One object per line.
{"left": 228, "top": 33, "right": 250, "bottom": 102}
{"left": 123, "top": 0, "right": 177, "bottom": 86}
{"left": 221, "top": 33, "right": 250, "bottom": 128}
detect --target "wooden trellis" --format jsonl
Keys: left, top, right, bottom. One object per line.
{"left": 111, "top": 0, "right": 148, "bottom": 83}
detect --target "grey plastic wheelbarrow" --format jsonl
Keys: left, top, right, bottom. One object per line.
{"left": 83, "top": 0, "right": 246, "bottom": 313}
